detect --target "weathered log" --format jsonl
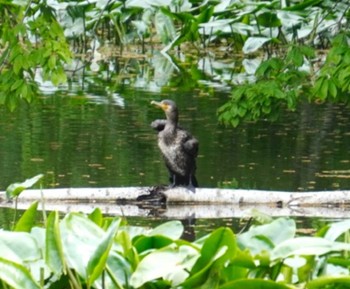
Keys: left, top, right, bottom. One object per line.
{"left": 1, "top": 187, "right": 349, "bottom": 207}
{"left": 0, "top": 200, "right": 349, "bottom": 219}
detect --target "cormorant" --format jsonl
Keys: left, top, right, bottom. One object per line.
{"left": 151, "top": 99, "right": 199, "bottom": 187}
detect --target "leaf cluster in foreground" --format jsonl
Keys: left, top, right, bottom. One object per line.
{"left": 1, "top": 203, "right": 350, "bottom": 289}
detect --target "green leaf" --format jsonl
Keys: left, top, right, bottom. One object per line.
{"left": 60, "top": 213, "right": 127, "bottom": 288}
{"left": 11, "top": 79, "right": 24, "bottom": 91}
{"left": 46, "top": 211, "right": 65, "bottom": 276}
{"left": 60, "top": 213, "right": 106, "bottom": 278}
{"left": 14, "top": 201, "right": 39, "bottom": 232}
{"left": 183, "top": 227, "right": 237, "bottom": 288}
{"left": 283, "top": 0, "right": 322, "bottom": 11}
{"left": 154, "top": 10, "right": 176, "bottom": 44}
{"left": 130, "top": 244, "right": 199, "bottom": 288}
{"left": 243, "top": 37, "right": 271, "bottom": 54}
{"left": 287, "top": 46, "right": 304, "bottom": 67}
{"left": 324, "top": 219, "right": 350, "bottom": 241}
{"left": 271, "top": 237, "right": 350, "bottom": 260}
{"left": 0, "top": 257, "right": 41, "bottom": 289}
{"left": 134, "top": 235, "right": 174, "bottom": 253}
{"left": 195, "top": 227, "right": 237, "bottom": 271}
{"left": 48, "top": 55, "right": 57, "bottom": 70}
{"left": 220, "top": 278, "right": 291, "bottom": 289}
{"left": 328, "top": 79, "right": 337, "bottom": 98}
{"left": 86, "top": 218, "right": 121, "bottom": 286}
{"left": 149, "top": 220, "right": 184, "bottom": 239}
{"left": 238, "top": 218, "right": 296, "bottom": 255}
{"left": 88, "top": 208, "right": 103, "bottom": 227}
{"left": 328, "top": 257, "right": 350, "bottom": 268}
{"left": 0, "top": 231, "right": 41, "bottom": 262}
{"left": 6, "top": 174, "right": 44, "bottom": 199}
{"left": 320, "top": 78, "right": 329, "bottom": 99}
{"left": 256, "top": 12, "right": 281, "bottom": 28}
{"left": 21, "top": 83, "right": 28, "bottom": 99}
{"left": 306, "top": 276, "right": 350, "bottom": 289}
{"left": 13, "top": 54, "right": 23, "bottom": 74}
{"left": 221, "top": 249, "right": 256, "bottom": 282}
{"left": 106, "top": 251, "right": 132, "bottom": 287}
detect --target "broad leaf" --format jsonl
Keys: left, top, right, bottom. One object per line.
{"left": 154, "top": 10, "right": 176, "bottom": 44}
{"left": 134, "top": 235, "right": 174, "bottom": 253}
{"left": 271, "top": 237, "right": 350, "bottom": 260}
{"left": 306, "top": 276, "right": 350, "bottom": 289}
{"left": 324, "top": 219, "right": 350, "bottom": 241}
{"left": 46, "top": 211, "right": 65, "bottom": 276}
{"left": 60, "top": 213, "right": 106, "bottom": 278}
{"left": 243, "top": 37, "right": 271, "bottom": 53}
{"left": 6, "top": 174, "right": 44, "bottom": 199}
{"left": 88, "top": 208, "right": 103, "bottom": 227}
{"left": 87, "top": 218, "right": 121, "bottom": 286}
{"left": 0, "top": 257, "right": 41, "bottom": 289}
{"left": 130, "top": 244, "right": 199, "bottom": 287}
{"left": 238, "top": 218, "right": 296, "bottom": 255}
{"left": 133, "top": 220, "right": 184, "bottom": 252}
{"left": 220, "top": 278, "right": 291, "bottom": 289}
{"left": 14, "top": 201, "right": 39, "bottom": 232}
{"left": 0, "top": 231, "right": 41, "bottom": 262}
{"left": 182, "top": 227, "right": 237, "bottom": 288}
{"left": 106, "top": 251, "right": 132, "bottom": 287}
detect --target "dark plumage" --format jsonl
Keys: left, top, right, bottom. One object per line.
{"left": 151, "top": 99, "right": 199, "bottom": 187}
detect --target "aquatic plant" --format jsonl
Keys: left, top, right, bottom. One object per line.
{"left": 1, "top": 0, "right": 350, "bottom": 125}
{"left": 2, "top": 194, "right": 350, "bottom": 288}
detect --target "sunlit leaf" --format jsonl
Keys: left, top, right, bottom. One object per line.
{"left": 46, "top": 211, "right": 65, "bottom": 276}
{"left": 60, "top": 213, "right": 106, "bottom": 278}
{"left": 183, "top": 227, "right": 237, "bottom": 288}
{"left": 324, "top": 219, "right": 350, "bottom": 241}
{"left": 130, "top": 244, "right": 199, "bottom": 287}
{"left": 306, "top": 276, "right": 350, "bottom": 289}
{"left": 271, "top": 237, "right": 350, "bottom": 260}
{"left": 134, "top": 235, "right": 174, "bottom": 253}
{"left": 0, "top": 231, "right": 41, "bottom": 263}
{"left": 243, "top": 37, "right": 271, "bottom": 53}
{"left": 220, "top": 278, "right": 291, "bottom": 289}
{"left": 88, "top": 208, "right": 103, "bottom": 227}
{"left": 154, "top": 10, "right": 176, "bottom": 44}
{"left": 238, "top": 218, "right": 296, "bottom": 255}
{"left": 257, "top": 12, "right": 281, "bottom": 28}
{"left": 14, "top": 201, "right": 39, "bottom": 232}
{"left": 6, "top": 174, "right": 44, "bottom": 199}
{"left": 87, "top": 218, "right": 121, "bottom": 286}
{"left": 149, "top": 220, "right": 184, "bottom": 239}
{"left": 0, "top": 257, "right": 41, "bottom": 289}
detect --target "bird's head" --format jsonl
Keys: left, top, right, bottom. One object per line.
{"left": 151, "top": 99, "right": 177, "bottom": 112}
{"left": 151, "top": 99, "right": 178, "bottom": 123}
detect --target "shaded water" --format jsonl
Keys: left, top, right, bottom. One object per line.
{"left": 1, "top": 54, "right": 350, "bottom": 233}
{"left": 1, "top": 89, "right": 350, "bottom": 192}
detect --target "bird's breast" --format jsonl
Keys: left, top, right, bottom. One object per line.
{"left": 158, "top": 137, "right": 188, "bottom": 175}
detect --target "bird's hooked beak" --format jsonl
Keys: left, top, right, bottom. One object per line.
{"left": 151, "top": 100, "right": 169, "bottom": 111}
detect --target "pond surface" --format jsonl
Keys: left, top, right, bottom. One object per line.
{"left": 1, "top": 89, "right": 350, "bottom": 191}
{"left": 1, "top": 53, "right": 350, "bottom": 231}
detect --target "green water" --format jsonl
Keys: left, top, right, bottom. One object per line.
{"left": 1, "top": 55, "right": 350, "bottom": 233}
{"left": 1, "top": 90, "right": 350, "bottom": 192}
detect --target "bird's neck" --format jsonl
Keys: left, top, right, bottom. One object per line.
{"left": 166, "top": 115, "right": 178, "bottom": 130}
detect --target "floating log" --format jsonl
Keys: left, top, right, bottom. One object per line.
{"left": 0, "top": 187, "right": 349, "bottom": 206}
{"left": 0, "top": 187, "right": 348, "bottom": 205}
{"left": 0, "top": 187, "right": 350, "bottom": 219}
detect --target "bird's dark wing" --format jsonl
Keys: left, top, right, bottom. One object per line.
{"left": 183, "top": 137, "right": 199, "bottom": 157}
{"left": 151, "top": 119, "right": 167, "bottom": 132}
{"left": 180, "top": 129, "right": 199, "bottom": 157}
